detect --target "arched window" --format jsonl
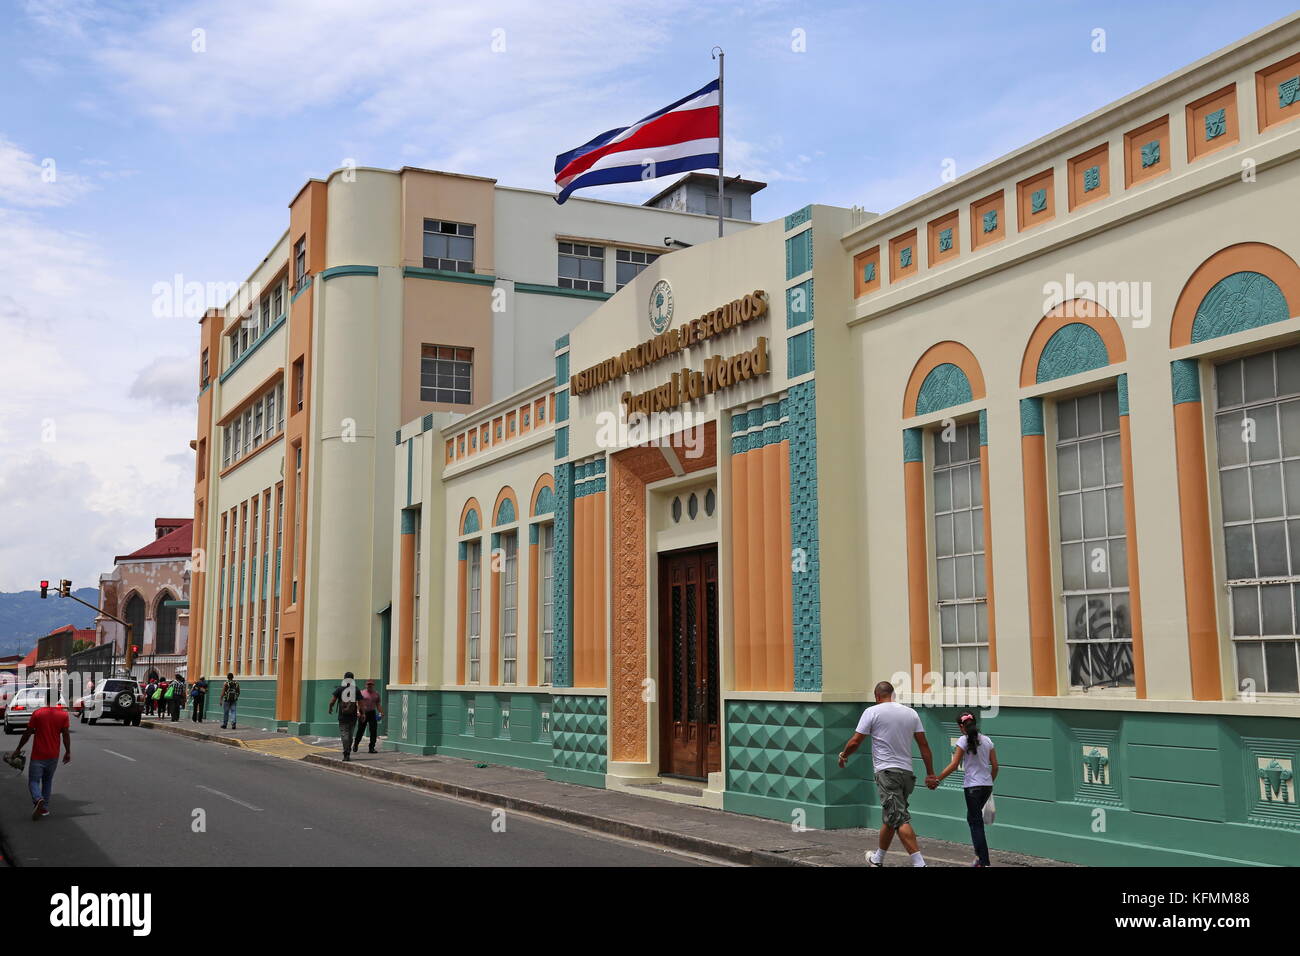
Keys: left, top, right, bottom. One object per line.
{"left": 154, "top": 590, "right": 177, "bottom": 655}
{"left": 123, "top": 592, "right": 146, "bottom": 653}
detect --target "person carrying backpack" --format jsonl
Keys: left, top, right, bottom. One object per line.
{"left": 220, "top": 673, "right": 241, "bottom": 729}
{"left": 190, "top": 676, "right": 208, "bottom": 723}
{"left": 168, "top": 673, "right": 186, "bottom": 722}
{"left": 327, "top": 672, "right": 361, "bottom": 761}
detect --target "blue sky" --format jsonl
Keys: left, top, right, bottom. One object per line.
{"left": 0, "top": 0, "right": 1297, "bottom": 592}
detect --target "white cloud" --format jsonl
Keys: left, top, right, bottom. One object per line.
{"left": 0, "top": 138, "right": 95, "bottom": 208}
{"left": 129, "top": 354, "right": 198, "bottom": 410}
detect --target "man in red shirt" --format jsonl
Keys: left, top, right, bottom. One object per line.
{"left": 11, "top": 697, "right": 72, "bottom": 820}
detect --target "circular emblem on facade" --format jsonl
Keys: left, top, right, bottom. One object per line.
{"left": 649, "top": 280, "right": 674, "bottom": 334}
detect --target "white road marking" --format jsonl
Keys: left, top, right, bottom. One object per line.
{"left": 197, "top": 784, "right": 264, "bottom": 811}
{"left": 102, "top": 749, "right": 136, "bottom": 762}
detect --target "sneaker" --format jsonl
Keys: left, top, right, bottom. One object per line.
{"left": 368, "top": 748, "right": 376, "bottom": 754}
{"left": 865, "top": 850, "right": 882, "bottom": 867}
{"left": 231, "top": 724, "right": 237, "bottom": 730}
{"left": 32, "top": 798, "right": 45, "bottom": 820}
{"left": 343, "top": 754, "right": 351, "bottom": 762}
{"left": 220, "top": 725, "right": 227, "bottom": 729}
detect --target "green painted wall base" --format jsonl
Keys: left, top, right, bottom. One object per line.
{"left": 210, "top": 677, "right": 279, "bottom": 732}
{"left": 725, "top": 700, "right": 1300, "bottom": 867}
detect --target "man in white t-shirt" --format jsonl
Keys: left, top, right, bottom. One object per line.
{"left": 838, "top": 680, "right": 936, "bottom": 867}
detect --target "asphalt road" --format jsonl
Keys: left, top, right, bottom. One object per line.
{"left": 0, "top": 721, "right": 703, "bottom": 867}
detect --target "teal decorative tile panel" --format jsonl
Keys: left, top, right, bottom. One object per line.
{"left": 787, "top": 330, "right": 815, "bottom": 378}
{"left": 784, "top": 205, "right": 813, "bottom": 231}
{"left": 1031, "top": 188, "right": 1047, "bottom": 214}
{"left": 1191, "top": 271, "right": 1288, "bottom": 343}
{"left": 1084, "top": 165, "right": 1101, "bottom": 192}
{"left": 978, "top": 409, "right": 988, "bottom": 446}
{"left": 982, "top": 210, "right": 998, "bottom": 233}
{"left": 555, "top": 425, "right": 569, "bottom": 459}
{"left": 903, "top": 427, "right": 923, "bottom": 463}
{"left": 899, "top": 246, "right": 912, "bottom": 268}
{"left": 786, "top": 279, "right": 814, "bottom": 329}
{"left": 863, "top": 261, "right": 876, "bottom": 283}
{"left": 1278, "top": 76, "right": 1299, "bottom": 108}
{"left": 788, "top": 381, "right": 821, "bottom": 691}
{"left": 1204, "top": 108, "right": 1226, "bottom": 141}
{"left": 914, "top": 362, "right": 973, "bottom": 415}
{"left": 552, "top": 463, "right": 574, "bottom": 687}
{"left": 1171, "top": 359, "right": 1202, "bottom": 405}
{"left": 938, "top": 228, "right": 953, "bottom": 252}
{"left": 1036, "top": 322, "right": 1109, "bottom": 383}
{"left": 1117, "top": 373, "right": 1129, "bottom": 416}
{"left": 1020, "top": 397, "right": 1045, "bottom": 436}
{"left": 533, "top": 485, "right": 555, "bottom": 515}
{"left": 550, "top": 694, "right": 607, "bottom": 776}
{"left": 495, "top": 496, "right": 516, "bottom": 525}
{"left": 555, "top": 388, "right": 569, "bottom": 422}
{"left": 463, "top": 507, "right": 480, "bottom": 534}
{"left": 1141, "top": 140, "right": 1161, "bottom": 168}
{"left": 785, "top": 229, "right": 813, "bottom": 280}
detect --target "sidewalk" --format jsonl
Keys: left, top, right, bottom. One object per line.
{"left": 139, "top": 717, "right": 1072, "bottom": 867}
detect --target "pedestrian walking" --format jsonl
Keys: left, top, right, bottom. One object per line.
{"left": 189, "top": 676, "right": 208, "bottom": 723}
{"left": 932, "top": 712, "right": 998, "bottom": 867}
{"left": 219, "top": 673, "right": 240, "bottom": 729}
{"left": 837, "top": 680, "right": 937, "bottom": 867}
{"left": 168, "top": 673, "right": 186, "bottom": 722}
{"left": 144, "top": 677, "right": 158, "bottom": 716}
{"left": 327, "top": 671, "right": 361, "bottom": 761}
{"left": 153, "top": 678, "right": 168, "bottom": 719}
{"left": 352, "top": 679, "right": 383, "bottom": 754}
{"left": 7, "top": 692, "right": 71, "bottom": 820}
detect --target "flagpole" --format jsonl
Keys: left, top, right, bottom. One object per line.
{"left": 712, "top": 46, "right": 724, "bottom": 238}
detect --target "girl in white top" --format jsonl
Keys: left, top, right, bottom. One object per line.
{"left": 934, "top": 712, "right": 998, "bottom": 867}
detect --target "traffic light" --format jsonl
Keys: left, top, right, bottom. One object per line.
{"left": 131, "top": 645, "right": 139, "bottom": 655}
{"left": 59, "top": 579, "right": 71, "bottom": 597}
{"left": 39, "top": 580, "right": 49, "bottom": 599}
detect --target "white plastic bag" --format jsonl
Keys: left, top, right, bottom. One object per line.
{"left": 982, "top": 795, "right": 996, "bottom": 825}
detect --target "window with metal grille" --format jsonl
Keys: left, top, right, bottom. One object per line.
{"left": 933, "top": 422, "right": 989, "bottom": 685}
{"left": 500, "top": 532, "right": 518, "bottom": 684}
{"left": 558, "top": 241, "right": 604, "bottom": 291}
{"left": 615, "top": 248, "right": 660, "bottom": 289}
{"left": 1056, "top": 388, "right": 1133, "bottom": 688}
{"left": 423, "top": 219, "right": 475, "bottom": 272}
{"left": 467, "top": 541, "right": 482, "bottom": 683}
{"left": 420, "top": 345, "right": 473, "bottom": 405}
{"left": 540, "top": 522, "right": 554, "bottom": 685}
{"left": 1215, "top": 346, "right": 1300, "bottom": 695}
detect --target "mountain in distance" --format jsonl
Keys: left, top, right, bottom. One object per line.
{"left": 0, "top": 588, "right": 100, "bottom": 657}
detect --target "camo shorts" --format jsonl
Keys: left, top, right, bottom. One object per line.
{"left": 874, "top": 769, "right": 916, "bottom": 828}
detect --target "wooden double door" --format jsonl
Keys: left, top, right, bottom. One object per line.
{"left": 658, "top": 547, "right": 721, "bottom": 780}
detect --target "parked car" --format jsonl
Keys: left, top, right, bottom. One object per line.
{"left": 3, "top": 686, "right": 68, "bottom": 734}
{"left": 0, "top": 678, "right": 26, "bottom": 722}
{"left": 75, "top": 677, "right": 145, "bottom": 726}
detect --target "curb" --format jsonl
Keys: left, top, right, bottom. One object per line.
{"left": 138, "top": 720, "right": 247, "bottom": 749}
{"left": 300, "top": 753, "right": 810, "bottom": 867}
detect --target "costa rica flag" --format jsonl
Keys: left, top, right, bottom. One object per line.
{"left": 554, "top": 78, "right": 720, "bottom": 203}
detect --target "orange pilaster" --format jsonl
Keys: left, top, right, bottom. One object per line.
{"left": 1022, "top": 433, "right": 1058, "bottom": 696}
{"left": 1173, "top": 399, "right": 1223, "bottom": 700}
{"left": 397, "top": 528, "right": 415, "bottom": 685}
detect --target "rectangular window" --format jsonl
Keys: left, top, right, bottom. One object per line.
{"left": 933, "top": 422, "right": 988, "bottom": 685}
{"left": 272, "top": 482, "right": 283, "bottom": 671}
{"left": 222, "top": 427, "right": 231, "bottom": 469}
{"left": 540, "top": 522, "right": 555, "bottom": 685}
{"left": 293, "top": 358, "right": 305, "bottom": 412}
{"left": 260, "top": 296, "right": 271, "bottom": 335}
{"left": 558, "top": 241, "right": 604, "bottom": 291}
{"left": 294, "top": 237, "right": 306, "bottom": 286}
{"left": 248, "top": 497, "right": 259, "bottom": 672}
{"left": 467, "top": 541, "right": 482, "bottom": 683}
{"left": 276, "top": 381, "right": 285, "bottom": 431}
{"left": 239, "top": 322, "right": 250, "bottom": 356}
{"left": 242, "top": 410, "right": 253, "bottom": 455}
{"left": 272, "top": 282, "right": 284, "bottom": 320}
{"left": 232, "top": 418, "right": 242, "bottom": 463}
{"left": 500, "top": 532, "right": 518, "bottom": 685}
{"left": 1215, "top": 346, "right": 1300, "bottom": 695}
{"left": 252, "top": 401, "right": 264, "bottom": 448}
{"left": 230, "top": 329, "right": 242, "bottom": 365}
{"left": 420, "top": 345, "right": 473, "bottom": 405}
{"left": 216, "top": 513, "right": 228, "bottom": 667}
{"left": 1057, "top": 388, "right": 1133, "bottom": 688}
{"left": 615, "top": 248, "right": 660, "bottom": 289}
{"left": 422, "top": 219, "right": 475, "bottom": 272}
{"left": 201, "top": 349, "right": 210, "bottom": 388}
{"left": 704, "top": 194, "right": 734, "bottom": 218}
{"left": 197, "top": 438, "right": 206, "bottom": 480}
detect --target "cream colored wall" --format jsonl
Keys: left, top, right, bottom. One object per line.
{"left": 564, "top": 217, "right": 791, "bottom": 464}
{"left": 438, "top": 429, "right": 554, "bottom": 691}
{"left": 853, "top": 143, "right": 1300, "bottom": 703}
{"left": 401, "top": 169, "right": 496, "bottom": 273}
